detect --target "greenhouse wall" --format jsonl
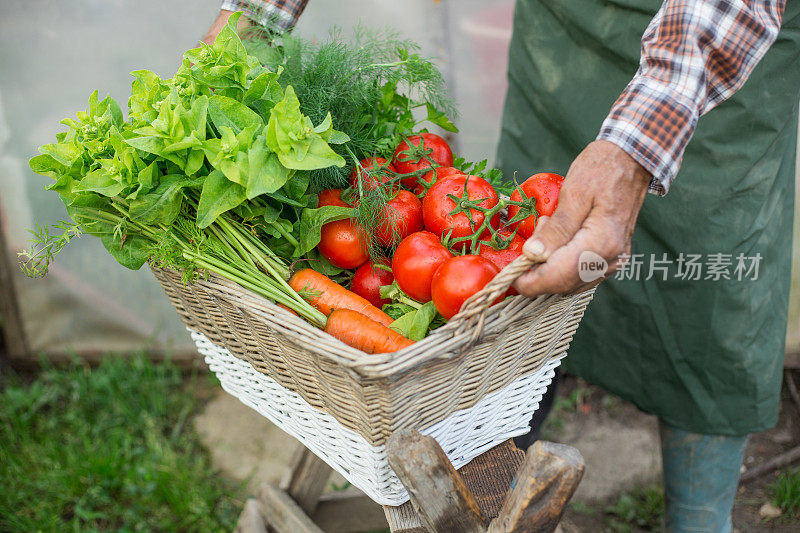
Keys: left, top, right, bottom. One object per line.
{"left": 1, "top": 0, "right": 798, "bottom": 360}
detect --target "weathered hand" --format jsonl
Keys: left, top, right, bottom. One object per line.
{"left": 202, "top": 9, "right": 251, "bottom": 46}
{"left": 513, "top": 140, "right": 652, "bottom": 296}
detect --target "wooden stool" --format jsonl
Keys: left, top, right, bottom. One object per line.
{"left": 235, "top": 430, "right": 584, "bottom": 533}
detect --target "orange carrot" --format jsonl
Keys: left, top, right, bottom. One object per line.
{"left": 325, "top": 310, "right": 414, "bottom": 354}
{"left": 289, "top": 269, "right": 393, "bottom": 327}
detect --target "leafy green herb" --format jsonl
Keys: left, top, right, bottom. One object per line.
{"left": 23, "top": 14, "right": 465, "bottom": 339}
{"left": 245, "top": 26, "right": 457, "bottom": 190}
{"left": 389, "top": 301, "right": 438, "bottom": 341}
{"left": 21, "top": 13, "right": 352, "bottom": 327}
{"left": 265, "top": 87, "right": 346, "bottom": 170}
{"left": 380, "top": 282, "right": 443, "bottom": 340}
{"left": 196, "top": 170, "right": 247, "bottom": 228}
{"left": 453, "top": 156, "right": 510, "bottom": 195}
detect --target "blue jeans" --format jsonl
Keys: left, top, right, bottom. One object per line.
{"left": 660, "top": 421, "right": 748, "bottom": 533}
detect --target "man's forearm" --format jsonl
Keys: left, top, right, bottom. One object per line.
{"left": 598, "top": 0, "right": 785, "bottom": 195}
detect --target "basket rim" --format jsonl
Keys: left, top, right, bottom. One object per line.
{"left": 151, "top": 263, "right": 594, "bottom": 379}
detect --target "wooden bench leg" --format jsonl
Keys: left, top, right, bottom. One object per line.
{"left": 235, "top": 445, "right": 331, "bottom": 533}
{"left": 386, "top": 430, "right": 585, "bottom": 533}
{"left": 256, "top": 482, "right": 325, "bottom": 533}
{"left": 280, "top": 446, "right": 333, "bottom": 515}
{"left": 387, "top": 429, "right": 487, "bottom": 533}
{"left": 236, "top": 435, "right": 585, "bottom": 533}
{"left": 234, "top": 498, "right": 268, "bottom": 533}
{"left": 488, "top": 441, "right": 584, "bottom": 533}
{"left": 235, "top": 442, "right": 389, "bottom": 533}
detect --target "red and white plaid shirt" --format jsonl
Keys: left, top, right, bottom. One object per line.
{"left": 221, "top": 0, "right": 308, "bottom": 32}
{"left": 221, "top": 0, "right": 786, "bottom": 195}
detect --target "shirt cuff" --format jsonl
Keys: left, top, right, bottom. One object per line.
{"left": 221, "top": 0, "right": 298, "bottom": 32}
{"left": 596, "top": 76, "right": 700, "bottom": 196}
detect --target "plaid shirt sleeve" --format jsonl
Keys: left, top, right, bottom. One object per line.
{"left": 220, "top": 0, "right": 308, "bottom": 32}
{"left": 597, "top": 1, "right": 785, "bottom": 195}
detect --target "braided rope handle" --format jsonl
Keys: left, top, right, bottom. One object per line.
{"left": 447, "top": 250, "right": 548, "bottom": 343}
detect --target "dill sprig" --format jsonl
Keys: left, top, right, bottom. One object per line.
{"left": 244, "top": 25, "right": 457, "bottom": 192}
{"left": 18, "top": 221, "right": 83, "bottom": 278}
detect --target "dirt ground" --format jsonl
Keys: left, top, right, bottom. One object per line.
{"left": 552, "top": 376, "right": 800, "bottom": 532}
{"left": 196, "top": 372, "right": 800, "bottom": 532}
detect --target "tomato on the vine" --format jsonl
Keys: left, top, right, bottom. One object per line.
{"left": 317, "top": 189, "right": 351, "bottom": 208}
{"left": 351, "top": 258, "right": 394, "bottom": 308}
{"left": 478, "top": 228, "right": 525, "bottom": 295}
{"left": 478, "top": 229, "right": 525, "bottom": 271}
{"left": 422, "top": 174, "right": 499, "bottom": 249}
{"left": 375, "top": 190, "right": 423, "bottom": 248}
{"left": 318, "top": 219, "right": 369, "bottom": 269}
{"left": 392, "top": 231, "right": 453, "bottom": 303}
{"left": 413, "top": 166, "right": 463, "bottom": 195}
{"left": 349, "top": 157, "right": 396, "bottom": 191}
{"left": 431, "top": 255, "right": 500, "bottom": 320}
{"left": 393, "top": 133, "right": 454, "bottom": 189}
{"left": 508, "top": 173, "right": 565, "bottom": 238}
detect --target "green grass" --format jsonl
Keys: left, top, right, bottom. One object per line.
{"left": 0, "top": 355, "right": 242, "bottom": 532}
{"left": 770, "top": 468, "right": 800, "bottom": 519}
{"left": 605, "top": 484, "right": 665, "bottom": 532}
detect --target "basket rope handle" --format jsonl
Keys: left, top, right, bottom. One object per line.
{"left": 447, "top": 248, "right": 549, "bottom": 343}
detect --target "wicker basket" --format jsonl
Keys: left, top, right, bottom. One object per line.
{"left": 151, "top": 255, "right": 594, "bottom": 504}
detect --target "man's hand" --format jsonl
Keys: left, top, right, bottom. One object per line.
{"left": 513, "top": 140, "right": 652, "bottom": 296}
{"left": 202, "top": 9, "right": 252, "bottom": 45}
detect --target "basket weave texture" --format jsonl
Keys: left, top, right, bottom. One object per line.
{"left": 150, "top": 254, "right": 594, "bottom": 447}
{"left": 194, "top": 329, "right": 561, "bottom": 505}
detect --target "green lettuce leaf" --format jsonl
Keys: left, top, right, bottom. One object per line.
{"left": 196, "top": 169, "right": 247, "bottom": 228}
{"left": 265, "top": 86, "right": 346, "bottom": 170}
{"left": 100, "top": 231, "right": 150, "bottom": 270}
{"left": 129, "top": 174, "right": 202, "bottom": 226}
{"left": 389, "top": 301, "right": 438, "bottom": 341}
{"left": 243, "top": 68, "right": 284, "bottom": 107}
{"left": 246, "top": 143, "right": 293, "bottom": 199}
{"left": 75, "top": 169, "right": 125, "bottom": 197}
{"left": 208, "top": 94, "right": 263, "bottom": 134}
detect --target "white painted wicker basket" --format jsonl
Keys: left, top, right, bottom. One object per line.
{"left": 191, "top": 329, "right": 562, "bottom": 506}
{"left": 152, "top": 254, "right": 594, "bottom": 505}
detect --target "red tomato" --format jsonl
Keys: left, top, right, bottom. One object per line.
{"left": 431, "top": 255, "right": 500, "bottom": 320}
{"left": 375, "top": 190, "right": 424, "bottom": 248}
{"left": 393, "top": 133, "right": 454, "bottom": 188}
{"left": 392, "top": 231, "right": 453, "bottom": 303}
{"left": 317, "top": 189, "right": 350, "bottom": 208}
{"left": 350, "top": 258, "right": 394, "bottom": 308}
{"left": 478, "top": 229, "right": 525, "bottom": 271}
{"left": 413, "top": 166, "right": 464, "bottom": 195}
{"left": 318, "top": 219, "right": 369, "bottom": 269}
{"left": 508, "top": 173, "right": 565, "bottom": 238}
{"left": 349, "top": 157, "right": 396, "bottom": 191}
{"left": 422, "top": 174, "right": 499, "bottom": 249}
{"left": 478, "top": 229, "right": 525, "bottom": 296}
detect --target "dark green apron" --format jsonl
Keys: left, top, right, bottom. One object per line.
{"left": 498, "top": 0, "right": 800, "bottom": 435}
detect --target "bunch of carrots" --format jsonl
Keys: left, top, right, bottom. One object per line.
{"left": 289, "top": 269, "right": 413, "bottom": 354}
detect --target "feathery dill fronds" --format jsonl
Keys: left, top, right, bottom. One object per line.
{"left": 244, "top": 25, "right": 457, "bottom": 192}
{"left": 18, "top": 221, "right": 82, "bottom": 278}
